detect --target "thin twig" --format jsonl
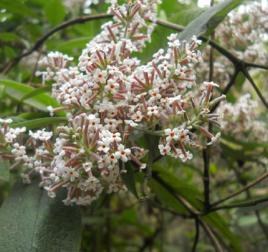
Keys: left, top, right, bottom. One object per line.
{"left": 245, "top": 62, "right": 268, "bottom": 70}
{"left": 202, "top": 148, "right": 210, "bottom": 211}
{"left": 210, "top": 70, "right": 239, "bottom": 113}
{"left": 242, "top": 69, "right": 268, "bottom": 109}
{"left": 211, "top": 171, "right": 268, "bottom": 207}
{"left": 255, "top": 211, "right": 268, "bottom": 240}
{"left": 208, "top": 196, "right": 268, "bottom": 212}
{"left": 191, "top": 218, "right": 200, "bottom": 252}
{"left": 155, "top": 19, "right": 184, "bottom": 32}
{"left": 233, "top": 164, "right": 268, "bottom": 240}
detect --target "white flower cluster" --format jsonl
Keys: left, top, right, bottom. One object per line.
{"left": 218, "top": 3, "right": 268, "bottom": 64}
{"left": 218, "top": 93, "right": 268, "bottom": 142}
{"left": 1, "top": 0, "right": 222, "bottom": 205}
{"left": 198, "top": 2, "right": 268, "bottom": 85}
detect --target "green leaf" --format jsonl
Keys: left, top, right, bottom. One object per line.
{"left": 152, "top": 164, "right": 203, "bottom": 208}
{"left": 160, "top": 0, "right": 204, "bottom": 26}
{"left": 0, "top": 159, "right": 9, "bottom": 183}
{"left": 44, "top": 0, "right": 66, "bottom": 25}
{"left": 221, "top": 135, "right": 268, "bottom": 150}
{"left": 0, "top": 80, "right": 60, "bottom": 111}
{"left": 20, "top": 86, "right": 51, "bottom": 102}
{"left": 178, "top": 0, "right": 243, "bottom": 41}
{"left": 203, "top": 213, "right": 242, "bottom": 252}
{"left": 149, "top": 178, "right": 187, "bottom": 214}
{"left": 0, "top": 180, "right": 82, "bottom": 252}
{"left": 0, "top": 32, "right": 19, "bottom": 42}
{"left": 54, "top": 37, "right": 94, "bottom": 52}
{"left": 0, "top": 0, "right": 36, "bottom": 17}
{"left": 10, "top": 117, "right": 67, "bottom": 129}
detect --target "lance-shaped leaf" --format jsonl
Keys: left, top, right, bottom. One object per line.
{"left": 0, "top": 80, "right": 60, "bottom": 112}
{"left": 178, "top": 0, "right": 243, "bottom": 41}
{"left": 0, "top": 180, "right": 82, "bottom": 252}
{"left": 10, "top": 117, "right": 67, "bottom": 129}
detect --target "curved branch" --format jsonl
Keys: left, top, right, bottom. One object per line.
{"left": 1, "top": 13, "right": 112, "bottom": 74}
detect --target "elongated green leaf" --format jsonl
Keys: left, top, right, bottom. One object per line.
{"left": 0, "top": 181, "right": 82, "bottom": 252}
{"left": 15, "top": 112, "right": 50, "bottom": 120}
{"left": 0, "top": 80, "right": 59, "bottom": 111}
{"left": 21, "top": 86, "right": 51, "bottom": 102}
{"left": 11, "top": 117, "right": 67, "bottom": 129}
{"left": 152, "top": 164, "right": 203, "bottom": 208}
{"left": 203, "top": 213, "right": 242, "bottom": 252}
{"left": 221, "top": 135, "right": 268, "bottom": 150}
{"left": 178, "top": 0, "right": 243, "bottom": 41}
{"left": 149, "top": 179, "right": 187, "bottom": 214}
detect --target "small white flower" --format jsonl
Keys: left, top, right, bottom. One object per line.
{"left": 158, "top": 144, "right": 171, "bottom": 156}
{"left": 29, "top": 129, "right": 53, "bottom": 141}
{"left": 115, "top": 144, "right": 131, "bottom": 162}
{"left": 47, "top": 106, "right": 54, "bottom": 116}
{"left": 147, "top": 106, "right": 159, "bottom": 117}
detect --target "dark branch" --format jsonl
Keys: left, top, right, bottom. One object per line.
{"left": 202, "top": 149, "right": 210, "bottom": 211}
{"left": 242, "top": 69, "right": 268, "bottom": 109}
{"left": 210, "top": 70, "right": 239, "bottom": 113}
{"left": 245, "top": 62, "right": 268, "bottom": 70}
{"left": 209, "top": 196, "right": 268, "bottom": 212}
{"left": 1, "top": 13, "right": 112, "bottom": 73}
{"left": 191, "top": 218, "right": 200, "bottom": 252}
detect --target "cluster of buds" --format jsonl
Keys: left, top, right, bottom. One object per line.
{"left": 218, "top": 94, "right": 268, "bottom": 142}
{"left": 0, "top": 0, "right": 223, "bottom": 205}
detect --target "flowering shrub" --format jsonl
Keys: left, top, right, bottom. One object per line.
{"left": 0, "top": 0, "right": 268, "bottom": 251}
{"left": 1, "top": 0, "right": 223, "bottom": 205}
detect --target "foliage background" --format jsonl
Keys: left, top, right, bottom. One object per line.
{"left": 0, "top": 0, "right": 268, "bottom": 251}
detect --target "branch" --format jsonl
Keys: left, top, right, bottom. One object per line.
{"left": 155, "top": 19, "right": 184, "bottom": 32}
{"left": 152, "top": 172, "right": 200, "bottom": 216}
{"left": 152, "top": 171, "right": 226, "bottom": 252}
{"left": 233, "top": 164, "right": 268, "bottom": 240}
{"left": 1, "top": 13, "right": 112, "bottom": 74}
{"left": 202, "top": 17, "right": 215, "bottom": 212}
{"left": 202, "top": 149, "right": 210, "bottom": 211}
{"left": 139, "top": 226, "right": 162, "bottom": 252}
{"left": 200, "top": 220, "right": 224, "bottom": 252}
{"left": 209, "top": 196, "right": 268, "bottom": 212}
{"left": 191, "top": 218, "right": 200, "bottom": 252}
{"left": 211, "top": 171, "right": 268, "bottom": 207}
{"left": 210, "top": 70, "right": 239, "bottom": 113}
{"left": 242, "top": 69, "right": 268, "bottom": 109}
{"left": 245, "top": 62, "right": 268, "bottom": 70}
